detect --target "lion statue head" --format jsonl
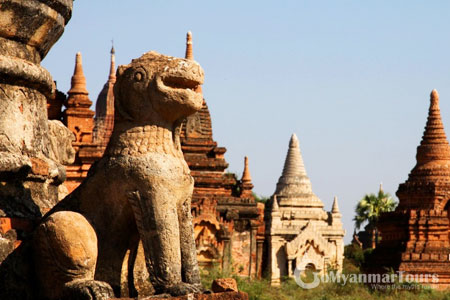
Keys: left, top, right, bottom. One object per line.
{"left": 114, "top": 51, "right": 204, "bottom": 124}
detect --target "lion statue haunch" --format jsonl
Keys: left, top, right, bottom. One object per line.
{"left": 33, "top": 51, "right": 205, "bottom": 299}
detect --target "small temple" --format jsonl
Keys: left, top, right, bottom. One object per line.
{"left": 264, "top": 133, "right": 345, "bottom": 285}
{"left": 373, "top": 89, "right": 450, "bottom": 288}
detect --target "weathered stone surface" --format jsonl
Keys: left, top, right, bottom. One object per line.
{"left": 47, "top": 119, "right": 76, "bottom": 165}
{"left": 211, "top": 278, "right": 238, "bottom": 293}
{"left": 0, "top": 0, "right": 74, "bottom": 266}
{"left": 264, "top": 134, "right": 345, "bottom": 285}
{"left": 1, "top": 51, "right": 205, "bottom": 300}
{"left": 373, "top": 90, "right": 450, "bottom": 288}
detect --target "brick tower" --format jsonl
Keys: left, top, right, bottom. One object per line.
{"left": 181, "top": 31, "right": 265, "bottom": 277}
{"left": 374, "top": 89, "right": 450, "bottom": 288}
{"left": 63, "top": 52, "right": 103, "bottom": 193}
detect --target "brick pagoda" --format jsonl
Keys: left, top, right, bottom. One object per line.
{"left": 374, "top": 89, "right": 450, "bottom": 288}
{"left": 182, "top": 32, "right": 265, "bottom": 277}
{"left": 93, "top": 46, "right": 116, "bottom": 150}
{"left": 61, "top": 52, "right": 103, "bottom": 193}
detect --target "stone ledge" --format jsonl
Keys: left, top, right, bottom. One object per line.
{"left": 109, "top": 291, "right": 249, "bottom": 300}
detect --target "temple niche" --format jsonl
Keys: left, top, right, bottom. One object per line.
{"left": 264, "top": 133, "right": 345, "bottom": 285}
{"left": 182, "top": 32, "right": 265, "bottom": 277}
{"left": 373, "top": 90, "right": 450, "bottom": 288}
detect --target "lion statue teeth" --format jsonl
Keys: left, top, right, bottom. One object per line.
{"left": 31, "top": 51, "right": 205, "bottom": 299}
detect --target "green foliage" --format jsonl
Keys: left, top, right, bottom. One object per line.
{"left": 344, "top": 244, "right": 365, "bottom": 267}
{"left": 253, "top": 192, "right": 269, "bottom": 203}
{"left": 354, "top": 188, "right": 397, "bottom": 230}
{"left": 354, "top": 187, "right": 397, "bottom": 247}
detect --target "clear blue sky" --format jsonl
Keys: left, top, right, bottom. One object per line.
{"left": 42, "top": 1, "right": 450, "bottom": 243}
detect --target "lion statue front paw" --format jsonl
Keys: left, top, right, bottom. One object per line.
{"left": 61, "top": 280, "right": 114, "bottom": 300}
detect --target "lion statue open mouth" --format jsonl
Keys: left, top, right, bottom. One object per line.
{"left": 30, "top": 51, "right": 205, "bottom": 299}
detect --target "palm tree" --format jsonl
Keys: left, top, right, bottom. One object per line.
{"left": 354, "top": 184, "right": 397, "bottom": 249}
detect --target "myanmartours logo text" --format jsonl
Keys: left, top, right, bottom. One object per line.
{"left": 294, "top": 262, "right": 439, "bottom": 290}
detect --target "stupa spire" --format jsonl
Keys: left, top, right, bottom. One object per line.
{"left": 184, "top": 31, "right": 202, "bottom": 94}
{"left": 241, "top": 156, "right": 252, "bottom": 183}
{"left": 274, "top": 133, "right": 321, "bottom": 206}
{"left": 108, "top": 44, "right": 116, "bottom": 82}
{"left": 281, "top": 133, "right": 307, "bottom": 177}
{"left": 415, "top": 89, "right": 450, "bottom": 166}
{"left": 185, "top": 31, "right": 193, "bottom": 60}
{"left": 63, "top": 52, "right": 94, "bottom": 144}
{"left": 332, "top": 196, "right": 340, "bottom": 213}
{"left": 68, "top": 52, "right": 89, "bottom": 95}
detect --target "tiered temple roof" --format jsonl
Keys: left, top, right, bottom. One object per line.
{"left": 275, "top": 133, "right": 323, "bottom": 208}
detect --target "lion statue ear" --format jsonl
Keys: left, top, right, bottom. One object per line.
{"left": 114, "top": 64, "right": 133, "bottom": 121}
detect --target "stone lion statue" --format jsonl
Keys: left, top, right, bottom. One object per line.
{"left": 12, "top": 51, "right": 204, "bottom": 299}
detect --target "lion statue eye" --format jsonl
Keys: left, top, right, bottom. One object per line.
{"left": 134, "top": 71, "right": 144, "bottom": 82}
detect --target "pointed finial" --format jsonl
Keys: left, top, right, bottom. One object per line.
{"left": 241, "top": 156, "right": 252, "bottom": 183}
{"left": 68, "top": 52, "right": 89, "bottom": 95}
{"left": 184, "top": 31, "right": 202, "bottom": 94}
{"left": 281, "top": 133, "right": 307, "bottom": 177}
{"left": 111, "top": 39, "right": 115, "bottom": 54}
{"left": 185, "top": 31, "right": 193, "bottom": 60}
{"left": 415, "top": 89, "right": 450, "bottom": 165}
{"left": 109, "top": 43, "right": 116, "bottom": 82}
{"left": 332, "top": 196, "right": 340, "bottom": 213}
{"left": 379, "top": 182, "right": 383, "bottom": 193}
{"left": 290, "top": 133, "right": 299, "bottom": 147}
{"left": 431, "top": 89, "right": 439, "bottom": 109}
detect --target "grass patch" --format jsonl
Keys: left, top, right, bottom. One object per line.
{"left": 200, "top": 260, "right": 450, "bottom": 300}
